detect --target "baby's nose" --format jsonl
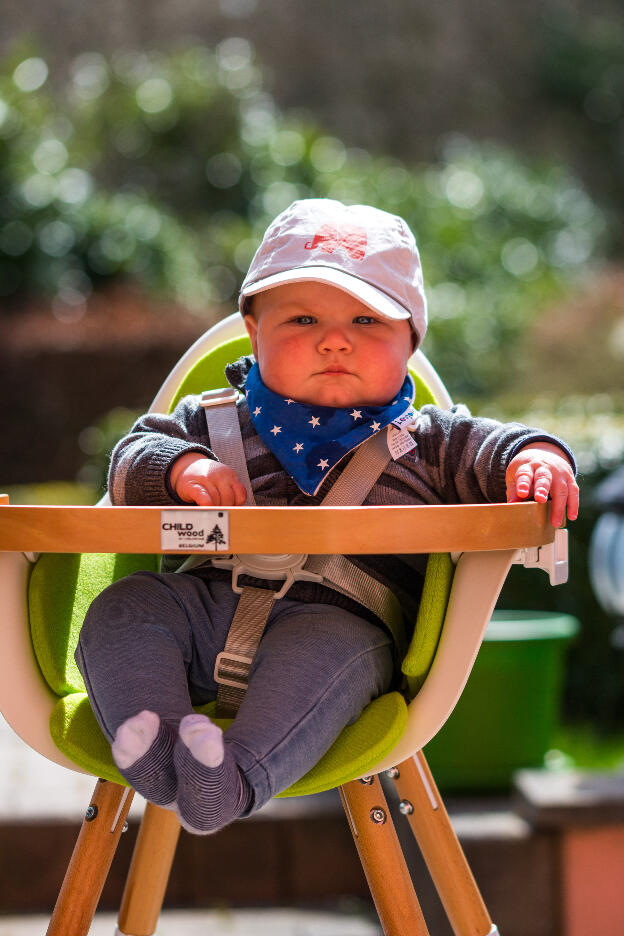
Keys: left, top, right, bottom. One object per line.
{"left": 318, "top": 327, "right": 352, "bottom": 352}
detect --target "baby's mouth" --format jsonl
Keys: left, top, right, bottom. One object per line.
{"left": 318, "top": 366, "right": 352, "bottom": 375}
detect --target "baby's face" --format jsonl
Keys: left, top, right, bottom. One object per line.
{"left": 244, "top": 282, "right": 413, "bottom": 407}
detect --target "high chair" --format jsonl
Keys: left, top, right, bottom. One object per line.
{"left": 0, "top": 312, "right": 568, "bottom": 936}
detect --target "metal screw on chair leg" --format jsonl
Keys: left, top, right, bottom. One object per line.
{"left": 385, "top": 766, "right": 400, "bottom": 779}
{"left": 358, "top": 776, "right": 375, "bottom": 785}
{"left": 369, "top": 807, "right": 387, "bottom": 825}
{"left": 122, "top": 820, "right": 129, "bottom": 833}
{"left": 398, "top": 799, "right": 414, "bottom": 816}
{"left": 85, "top": 805, "right": 98, "bottom": 822}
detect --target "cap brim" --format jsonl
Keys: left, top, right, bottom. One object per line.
{"left": 240, "top": 265, "right": 411, "bottom": 322}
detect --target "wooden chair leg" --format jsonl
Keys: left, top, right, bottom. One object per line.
{"left": 389, "top": 751, "right": 498, "bottom": 936}
{"left": 340, "top": 775, "right": 430, "bottom": 936}
{"left": 117, "top": 802, "right": 181, "bottom": 936}
{"left": 47, "top": 778, "right": 134, "bottom": 936}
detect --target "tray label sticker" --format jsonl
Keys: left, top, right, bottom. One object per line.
{"left": 160, "top": 510, "right": 230, "bottom": 551}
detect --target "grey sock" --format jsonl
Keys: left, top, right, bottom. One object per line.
{"left": 112, "top": 710, "right": 177, "bottom": 807}
{"left": 173, "top": 714, "right": 253, "bottom": 834}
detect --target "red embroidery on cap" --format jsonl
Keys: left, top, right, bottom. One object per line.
{"left": 304, "top": 223, "right": 367, "bottom": 261}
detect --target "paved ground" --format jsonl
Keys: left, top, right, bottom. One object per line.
{"left": 0, "top": 909, "right": 382, "bottom": 936}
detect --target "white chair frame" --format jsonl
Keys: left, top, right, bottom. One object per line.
{"left": 0, "top": 313, "right": 565, "bottom": 936}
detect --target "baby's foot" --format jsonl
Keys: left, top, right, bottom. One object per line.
{"left": 174, "top": 713, "right": 252, "bottom": 835}
{"left": 112, "top": 710, "right": 177, "bottom": 807}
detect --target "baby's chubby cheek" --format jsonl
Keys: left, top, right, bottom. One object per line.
{"left": 256, "top": 343, "right": 310, "bottom": 391}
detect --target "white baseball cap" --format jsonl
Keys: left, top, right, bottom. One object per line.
{"left": 239, "top": 198, "right": 428, "bottom": 346}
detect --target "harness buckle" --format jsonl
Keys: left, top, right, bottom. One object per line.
{"left": 211, "top": 552, "right": 324, "bottom": 600}
{"left": 200, "top": 388, "right": 239, "bottom": 407}
{"left": 214, "top": 650, "right": 254, "bottom": 689}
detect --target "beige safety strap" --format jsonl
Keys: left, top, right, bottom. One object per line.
{"left": 305, "top": 429, "right": 406, "bottom": 654}
{"left": 213, "top": 586, "right": 276, "bottom": 717}
{"left": 203, "top": 391, "right": 396, "bottom": 717}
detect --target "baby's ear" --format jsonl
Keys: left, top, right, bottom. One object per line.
{"left": 243, "top": 312, "right": 259, "bottom": 356}
{"left": 409, "top": 325, "right": 419, "bottom": 354}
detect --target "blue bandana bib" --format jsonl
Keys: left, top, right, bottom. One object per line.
{"left": 245, "top": 362, "right": 415, "bottom": 496}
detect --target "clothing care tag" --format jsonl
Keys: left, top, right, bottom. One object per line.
{"left": 391, "top": 405, "right": 419, "bottom": 431}
{"left": 160, "top": 510, "right": 230, "bottom": 551}
{"left": 386, "top": 425, "right": 417, "bottom": 460}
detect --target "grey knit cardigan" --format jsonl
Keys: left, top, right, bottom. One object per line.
{"left": 108, "top": 356, "right": 575, "bottom": 642}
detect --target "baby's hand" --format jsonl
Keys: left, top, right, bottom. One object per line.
{"left": 170, "top": 453, "right": 247, "bottom": 506}
{"left": 505, "top": 443, "right": 579, "bottom": 527}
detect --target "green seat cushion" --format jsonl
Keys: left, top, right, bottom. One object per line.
{"left": 29, "top": 552, "right": 159, "bottom": 696}
{"left": 39, "top": 549, "right": 447, "bottom": 790}
{"left": 50, "top": 693, "right": 127, "bottom": 782}
{"left": 49, "top": 690, "right": 408, "bottom": 795}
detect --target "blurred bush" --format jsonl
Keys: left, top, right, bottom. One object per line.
{"left": 0, "top": 50, "right": 211, "bottom": 310}
{"left": 0, "top": 40, "right": 610, "bottom": 398}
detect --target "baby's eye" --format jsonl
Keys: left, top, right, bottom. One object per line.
{"left": 292, "top": 315, "right": 316, "bottom": 325}
{"left": 353, "top": 315, "right": 378, "bottom": 325}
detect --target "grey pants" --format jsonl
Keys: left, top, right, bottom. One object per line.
{"left": 75, "top": 570, "right": 394, "bottom": 811}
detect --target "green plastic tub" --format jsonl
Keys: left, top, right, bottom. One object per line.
{"left": 423, "top": 610, "right": 580, "bottom": 791}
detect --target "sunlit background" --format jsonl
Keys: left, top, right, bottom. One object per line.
{"left": 2, "top": 0, "right": 624, "bottom": 785}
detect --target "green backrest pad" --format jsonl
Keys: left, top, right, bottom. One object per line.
{"left": 29, "top": 334, "right": 452, "bottom": 793}
{"left": 29, "top": 553, "right": 160, "bottom": 696}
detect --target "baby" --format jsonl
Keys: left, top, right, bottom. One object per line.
{"left": 76, "top": 199, "right": 579, "bottom": 835}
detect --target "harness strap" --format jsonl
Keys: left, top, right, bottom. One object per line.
{"left": 318, "top": 429, "right": 391, "bottom": 506}
{"left": 200, "top": 388, "right": 255, "bottom": 505}
{"left": 201, "top": 389, "right": 399, "bottom": 717}
{"left": 304, "top": 553, "right": 405, "bottom": 654}
{"left": 213, "top": 586, "right": 275, "bottom": 717}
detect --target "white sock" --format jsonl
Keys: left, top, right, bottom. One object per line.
{"left": 112, "top": 710, "right": 177, "bottom": 807}
{"left": 178, "top": 713, "right": 225, "bottom": 768}
{"left": 112, "top": 710, "right": 161, "bottom": 769}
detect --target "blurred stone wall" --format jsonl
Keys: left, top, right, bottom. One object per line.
{"left": 2, "top": 0, "right": 620, "bottom": 168}
{"left": 0, "top": 287, "right": 211, "bottom": 485}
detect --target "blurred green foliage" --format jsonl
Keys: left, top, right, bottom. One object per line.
{"left": 0, "top": 40, "right": 610, "bottom": 398}
{"left": 550, "top": 724, "right": 624, "bottom": 770}
{"left": 0, "top": 53, "right": 210, "bottom": 309}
